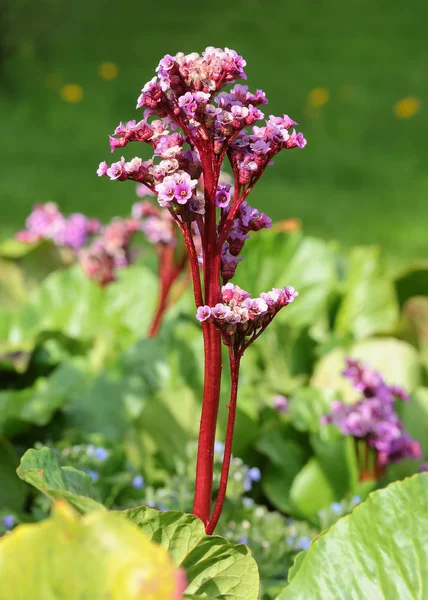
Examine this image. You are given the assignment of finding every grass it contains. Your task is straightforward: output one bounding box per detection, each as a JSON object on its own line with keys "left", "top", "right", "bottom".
{"left": 1, "top": 0, "right": 428, "bottom": 258}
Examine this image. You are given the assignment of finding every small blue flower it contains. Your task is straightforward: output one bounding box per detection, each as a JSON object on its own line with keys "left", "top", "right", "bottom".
{"left": 286, "top": 536, "right": 295, "bottom": 546}
{"left": 2, "top": 515, "right": 14, "bottom": 529}
{"left": 352, "top": 495, "right": 362, "bottom": 505}
{"left": 248, "top": 467, "right": 261, "bottom": 482}
{"left": 214, "top": 441, "right": 225, "bottom": 454}
{"left": 243, "top": 474, "right": 252, "bottom": 492}
{"left": 132, "top": 475, "right": 145, "bottom": 490}
{"left": 94, "top": 447, "right": 108, "bottom": 462}
{"left": 238, "top": 535, "right": 248, "bottom": 545}
{"left": 295, "top": 536, "right": 311, "bottom": 551}
{"left": 85, "top": 469, "right": 99, "bottom": 482}
{"left": 242, "top": 497, "right": 255, "bottom": 508}
{"left": 331, "top": 502, "right": 342, "bottom": 514}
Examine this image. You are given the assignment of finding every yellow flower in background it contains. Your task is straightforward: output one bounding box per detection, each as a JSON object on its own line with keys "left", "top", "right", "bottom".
{"left": 308, "top": 87, "right": 330, "bottom": 108}
{"left": 98, "top": 62, "right": 119, "bottom": 81}
{"left": 394, "top": 96, "right": 421, "bottom": 119}
{"left": 274, "top": 218, "right": 302, "bottom": 233}
{"left": 60, "top": 84, "right": 83, "bottom": 103}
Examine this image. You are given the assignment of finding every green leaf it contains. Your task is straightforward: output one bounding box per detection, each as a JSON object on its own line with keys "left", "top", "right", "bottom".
{"left": 105, "top": 265, "right": 159, "bottom": 338}
{"left": 289, "top": 458, "right": 336, "bottom": 518}
{"left": 0, "top": 438, "right": 26, "bottom": 510}
{"left": 311, "top": 337, "right": 421, "bottom": 402}
{"left": 289, "top": 388, "right": 332, "bottom": 433}
{"left": 402, "top": 387, "right": 428, "bottom": 457}
{"left": 124, "top": 506, "right": 260, "bottom": 599}
{"left": 310, "top": 433, "right": 358, "bottom": 499}
{"left": 335, "top": 246, "right": 399, "bottom": 339}
{"left": 257, "top": 432, "right": 307, "bottom": 513}
{"left": 123, "top": 506, "right": 206, "bottom": 565}
{"left": 0, "top": 501, "right": 183, "bottom": 600}
{"left": 17, "top": 447, "right": 104, "bottom": 513}
{"left": 239, "top": 232, "right": 338, "bottom": 329}
{"left": 0, "top": 363, "right": 86, "bottom": 436}
{"left": 0, "top": 258, "right": 28, "bottom": 309}
{"left": 400, "top": 296, "right": 428, "bottom": 371}
{"left": 277, "top": 474, "right": 428, "bottom": 599}
{"left": 395, "top": 263, "right": 428, "bottom": 307}
{"left": 275, "top": 237, "right": 338, "bottom": 329}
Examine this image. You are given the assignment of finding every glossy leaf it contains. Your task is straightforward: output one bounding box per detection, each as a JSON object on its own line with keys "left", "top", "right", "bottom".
{"left": 277, "top": 474, "right": 428, "bottom": 599}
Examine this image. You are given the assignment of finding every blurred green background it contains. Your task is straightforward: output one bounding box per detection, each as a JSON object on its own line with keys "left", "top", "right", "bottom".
{"left": 1, "top": 0, "right": 427, "bottom": 257}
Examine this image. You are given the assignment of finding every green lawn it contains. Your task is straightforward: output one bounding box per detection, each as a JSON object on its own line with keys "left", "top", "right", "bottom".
{"left": 1, "top": 0, "right": 428, "bottom": 258}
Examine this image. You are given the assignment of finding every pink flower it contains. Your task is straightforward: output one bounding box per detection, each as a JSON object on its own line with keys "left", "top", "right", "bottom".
{"left": 174, "top": 182, "right": 193, "bottom": 204}
{"left": 155, "top": 179, "right": 176, "bottom": 205}
{"left": 215, "top": 184, "right": 232, "bottom": 208}
{"left": 196, "top": 306, "right": 212, "bottom": 322}
{"left": 97, "top": 161, "right": 109, "bottom": 177}
{"left": 211, "top": 303, "right": 231, "bottom": 320}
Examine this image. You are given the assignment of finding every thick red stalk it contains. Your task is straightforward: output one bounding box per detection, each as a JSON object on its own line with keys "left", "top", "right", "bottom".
{"left": 206, "top": 347, "right": 241, "bottom": 534}
{"left": 192, "top": 151, "right": 224, "bottom": 526}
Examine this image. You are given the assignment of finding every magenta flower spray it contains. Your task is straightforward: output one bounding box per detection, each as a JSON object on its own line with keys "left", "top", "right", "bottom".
{"left": 98, "top": 47, "right": 306, "bottom": 532}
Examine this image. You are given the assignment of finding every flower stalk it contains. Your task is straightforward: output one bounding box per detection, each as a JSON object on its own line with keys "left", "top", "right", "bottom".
{"left": 97, "top": 46, "right": 306, "bottom": 532}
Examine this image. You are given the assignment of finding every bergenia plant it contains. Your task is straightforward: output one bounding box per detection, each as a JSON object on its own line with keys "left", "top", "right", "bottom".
{"left": 322, "top": 358, "right": 422, "bottom": 480}
{"left": 97, "top": 46, "right": 306, "bottom": 532}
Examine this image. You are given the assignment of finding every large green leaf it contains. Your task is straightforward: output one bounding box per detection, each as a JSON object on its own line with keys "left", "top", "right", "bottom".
{"left": 277, "top": 474, "right": 428, "bottom": 599}
{"left": 335, "top": 246, "right": 399, "bottom": 339}
{"left": 0, "top": 363, "right": 86, "bottom": 436}
{"left": 239, "top": 231, "right": 338, "bottom": 329}
{"left": 0, "top": 501, "right": 184, "bottom": 600}
{"left": 311, "top": 337, "right": 421, "bottom": 403}
{"left": 17, "top": 447, "right": 104, "bottom": 513}
{"left": 1, "top": 263, "right": 158, "bottom": 358}
{"left": 124, "top": 506, "right": 260, "bottom": 599}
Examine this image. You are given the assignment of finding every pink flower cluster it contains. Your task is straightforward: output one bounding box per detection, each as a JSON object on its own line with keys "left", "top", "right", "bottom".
{"left": 16, "top": 203, "right": 101, "bottom": 251}
{"left": 229, "top": 114, "right": 306, "bottom": 185}
{"left": 98, "top": 47, "right": 305, "bottom": 219}
{"left": 196, "top": 283, "right": 298, "bottom": 354}
{"left": 16, "top": 187, "right": 186, "bottom": 286}
{"left": 322, "top": 359, "right": 422, "bottom": 467}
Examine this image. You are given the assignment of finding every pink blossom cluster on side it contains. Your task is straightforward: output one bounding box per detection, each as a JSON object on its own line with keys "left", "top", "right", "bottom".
{"left": 321, "top": 358, "right": 422, "bottom": 467}
{"left": 16, "top": 203, "right": 101, "bottom": 250}
{"left": 196, "top": 283, "right": 298, "bottom": 354}
{"left": 15, "top": 187, "right": 184, "bottom": 285}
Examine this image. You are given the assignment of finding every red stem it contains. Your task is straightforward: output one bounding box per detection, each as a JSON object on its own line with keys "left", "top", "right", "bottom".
{"left": 206, "top": 347, "right": 241, "bottom": 534}
{"left": 192, "top": 151, "right": 224, "bottom": 526}
{"left": 148, "top": 245, "right": 186, "bottom": 337}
